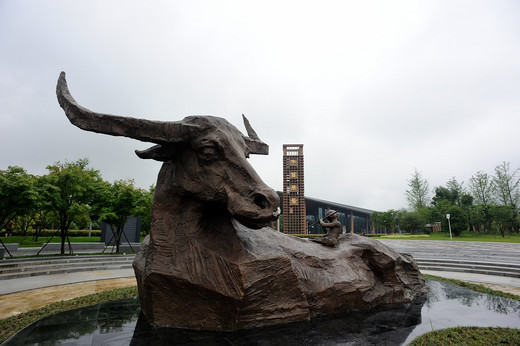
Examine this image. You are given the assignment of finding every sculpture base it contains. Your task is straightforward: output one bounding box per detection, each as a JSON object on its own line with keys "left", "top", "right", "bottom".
{"left": 133, "top": 222, "right": 427, "bottom": 331}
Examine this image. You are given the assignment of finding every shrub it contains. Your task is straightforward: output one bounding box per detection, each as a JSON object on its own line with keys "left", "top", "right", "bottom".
{"left": 12, "top": 229, "right": 102, "bottom": 237}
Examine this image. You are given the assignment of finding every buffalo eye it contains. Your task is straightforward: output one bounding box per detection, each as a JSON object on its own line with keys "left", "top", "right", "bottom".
{"left": 198, "top": 145, "right": 218, "bottom": 161}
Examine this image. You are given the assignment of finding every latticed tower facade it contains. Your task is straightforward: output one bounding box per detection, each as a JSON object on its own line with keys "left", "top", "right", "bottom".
{"left": 282, "top": 144, "right": 306, "bottom": 234}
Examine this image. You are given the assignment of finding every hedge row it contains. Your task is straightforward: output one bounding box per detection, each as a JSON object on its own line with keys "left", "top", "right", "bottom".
{"left": 12, "top": 229, "right": 102, "bottom": 237}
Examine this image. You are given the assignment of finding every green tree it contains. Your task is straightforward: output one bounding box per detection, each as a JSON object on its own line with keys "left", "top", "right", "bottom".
{"left": 431, "top": 177, "right": 473, "bottom": 235}
{"left": 469, "top": 171, "right": 494, "bottom": 205}
{"left": 398, "top": 211, "right": 426, "bottom": 234}
{"left": 370, "top": 211, "right": 384, "bottom": 231}
{"left": 42, "top": 158, "right": 102, "bottom": 254}
{"left": 492, "top": 161, "right": 520, "bottom": 208}
{"left": 381, "top": 209, "right": 398, "bottom": 233}
{"left": 446, "top": 205, "right": 467, "bottom": 236}
{"left": 98, "top": 179, "right": 142, "bottom": 253}
{"left": 371, "top": 210, "right": 399, "bottom": 234}
{"left": 14, "top": 175, "right": 55, "bottom": 242}
{"left": 406, "top": 169, "right": 430, "bottom": 211}
{"left": 418, "top": 206, "right": 436, "bottom": 229}
{"left": 433, "top": 178, "right": 472, "bottom": 208}
{"left": 489, "top": 204, "right": 517, "bottom": 237}
{"left": 134, "top": 185, "right": 154, "bottom": 235}
{"left": 432, "top": 186, "right": 458, "bottom": 206}
{"left": 446, "top": 177, "right": 465, "bottom": 205}
{"left": 467, "top": 204, "right": 492, "bottom": 233}
{"left": 0, "top": 166, "right": 39, "bottom": 230}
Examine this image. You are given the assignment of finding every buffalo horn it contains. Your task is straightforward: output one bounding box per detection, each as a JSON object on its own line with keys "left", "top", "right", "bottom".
{"left": 56, "top": 72, "right": 198, "bottom": 144}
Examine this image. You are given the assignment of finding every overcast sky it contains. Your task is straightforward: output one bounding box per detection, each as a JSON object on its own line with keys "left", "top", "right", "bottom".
{"left": 1, "top": 1, "right": 519, "bottom": 211}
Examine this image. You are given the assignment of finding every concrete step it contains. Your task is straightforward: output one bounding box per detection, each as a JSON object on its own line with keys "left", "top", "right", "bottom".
{"left": 3, "top": 254, "right": 519, "bottom": 281}
{"left": 0, "top": 259, "right": 133, "bottom": 275}
{"left": 0, "top": 255, "right": 135, "bottom": 280}
{"left": 417, "top": 260, "right": 520, "bottom": 271}
{"left": 415, "top": 258, "right": 520, "bottom": 279}
{"left": 415, "top": 258, "right": 519, "bottom": 267}
{"left": 419, "top": 266, "right": 520, "bottom": 279}
{"left": 0, "top": 264, "right": 134, "bottom": 280}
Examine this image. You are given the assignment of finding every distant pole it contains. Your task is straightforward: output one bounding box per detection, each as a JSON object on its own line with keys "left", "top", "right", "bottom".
{"left": 89, "top": 222, "right": 92, "bottom": 237}
{"left": 446, "top": 214, "right": 452, "bottom": 241}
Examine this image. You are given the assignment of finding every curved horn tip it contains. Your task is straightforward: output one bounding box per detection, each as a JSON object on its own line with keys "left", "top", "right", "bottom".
{"left": 56, "top": 71, "right": 70, "bottom": 96}
{"left": 58, "top": 71, "right": 67, "bottom": 85}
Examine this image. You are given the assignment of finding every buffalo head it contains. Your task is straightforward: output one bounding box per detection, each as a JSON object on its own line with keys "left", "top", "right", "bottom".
{"left": 56, "top": 72, "right": 280, "bottom": 228}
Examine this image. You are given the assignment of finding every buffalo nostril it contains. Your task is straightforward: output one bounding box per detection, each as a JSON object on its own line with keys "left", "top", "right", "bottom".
{"left": 253, "top": 194, "right": 269, "bottom": 209}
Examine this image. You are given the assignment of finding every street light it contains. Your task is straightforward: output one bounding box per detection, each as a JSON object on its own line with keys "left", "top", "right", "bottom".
{"left": 446, "top": 214, "right": 452, "bottom": 241}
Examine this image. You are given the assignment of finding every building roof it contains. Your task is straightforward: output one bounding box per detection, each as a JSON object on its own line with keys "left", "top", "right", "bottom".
{"left": 306, "top": 196, "right": 375, "bottom": 215}
{"left": 276, "top": 191, "right": 375, "bottom": 216}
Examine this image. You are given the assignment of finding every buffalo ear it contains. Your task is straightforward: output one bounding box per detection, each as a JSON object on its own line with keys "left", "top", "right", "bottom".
{"left": 135, "top": 144, "right": 177, "bottom": 161}
{"left": 242, "top": 114, "right": 269, "bottom": 155}
{"left": 242, "top": 114, "right": 260, "bottom": 140}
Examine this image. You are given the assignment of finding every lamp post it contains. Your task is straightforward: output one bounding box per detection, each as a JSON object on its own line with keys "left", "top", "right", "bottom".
{"left": 446, "top": 214, "right": 452, "bottom": 241}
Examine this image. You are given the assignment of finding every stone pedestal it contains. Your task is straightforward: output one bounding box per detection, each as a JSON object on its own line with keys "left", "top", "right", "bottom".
{"left": 133, "top": 222, "right": 427, "bottom": 331}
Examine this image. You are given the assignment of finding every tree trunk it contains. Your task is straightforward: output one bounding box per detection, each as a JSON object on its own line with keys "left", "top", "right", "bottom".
{"left": 116, "top": 225, "right": 123, "bottom": 253}
{"left": 60, "top": 227, "right": 66, "bottom": 254}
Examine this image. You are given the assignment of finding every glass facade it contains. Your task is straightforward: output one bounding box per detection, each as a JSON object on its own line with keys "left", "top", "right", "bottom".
{"left": 277, "top": 193, "right": 374, "bottom": 235}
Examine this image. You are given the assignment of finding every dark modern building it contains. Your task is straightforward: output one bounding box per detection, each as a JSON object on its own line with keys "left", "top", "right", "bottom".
{"left": 276, "top": 192, "right": 375, "bottom": 235}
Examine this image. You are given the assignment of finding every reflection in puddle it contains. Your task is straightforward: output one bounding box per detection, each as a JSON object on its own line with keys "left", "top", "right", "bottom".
{"left": 4, "top": 279, "right": 520, "bottom": 345}
{"left": 404, "top": 279, "right": 520, "bottom": 345}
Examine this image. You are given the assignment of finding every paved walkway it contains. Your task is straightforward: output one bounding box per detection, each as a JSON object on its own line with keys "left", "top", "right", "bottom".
{"left": 378, "top": 239, "right": 520, "bottom": 264}
{"left": 378, "top": 238, "right": 520, "bottom": 295}
{"left": 0, "top": 277, "right": 137, "bottom": 319}
{"left": 0, "top": 269, "right": 135, "bottom": 295}
{"left": 1, "top": 239, "right": 519, "bottom": 319}
{"left": 0, "top": 269, "right": 137, "bottom": 319}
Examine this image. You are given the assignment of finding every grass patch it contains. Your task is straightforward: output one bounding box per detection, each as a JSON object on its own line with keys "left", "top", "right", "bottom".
{"left": 410, "top": 326, "right": 520, "bottom": 345}
{"left": 0, "top": 286, "right": 138, "bottom": 344}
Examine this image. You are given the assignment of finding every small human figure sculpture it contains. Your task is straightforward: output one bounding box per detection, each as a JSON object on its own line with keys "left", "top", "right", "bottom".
{"left": 313, "top": 209, "right": 342, "bottom": 247}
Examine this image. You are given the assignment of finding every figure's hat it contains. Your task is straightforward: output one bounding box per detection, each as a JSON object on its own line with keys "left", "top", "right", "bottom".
{"left": 326, "top": 209, "right": 337, "bottom": 219}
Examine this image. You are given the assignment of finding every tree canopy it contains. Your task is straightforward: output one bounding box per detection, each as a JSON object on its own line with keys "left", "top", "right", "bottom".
{"left": 41, "top": 159, "right": 103, "bottom": 254}
{"left": 0, "top": 166, "right": 39, "bottom": 229}
{"left": 97, "top": 179, "right": 149, "bottom": 253}
{"left": 1, "top": 158, "right": 154, "bottom": 254}
{"left": 378, "top": 162, "right": 520, "bottom": 237}
{"left": 405, "top": 168, "right": 430, "bottom": 212}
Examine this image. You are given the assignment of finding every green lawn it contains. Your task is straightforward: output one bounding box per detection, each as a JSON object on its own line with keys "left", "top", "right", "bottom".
{"left": 379, "top": 231, "right": 520, "bottom": 243}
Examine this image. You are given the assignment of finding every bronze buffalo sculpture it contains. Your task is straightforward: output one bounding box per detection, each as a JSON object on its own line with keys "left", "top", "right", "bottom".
{"left": 57, "top": 72, "right": 427, "bottom": 331}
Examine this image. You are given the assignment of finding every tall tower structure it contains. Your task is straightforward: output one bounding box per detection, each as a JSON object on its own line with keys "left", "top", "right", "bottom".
{"left": 282, "top": 144, "right": 306, "bottom": 234}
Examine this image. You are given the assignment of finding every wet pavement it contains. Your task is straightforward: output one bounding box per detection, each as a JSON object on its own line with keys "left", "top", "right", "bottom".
{"left": 3, "top": 279, "right": 520, "bottom": 346}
